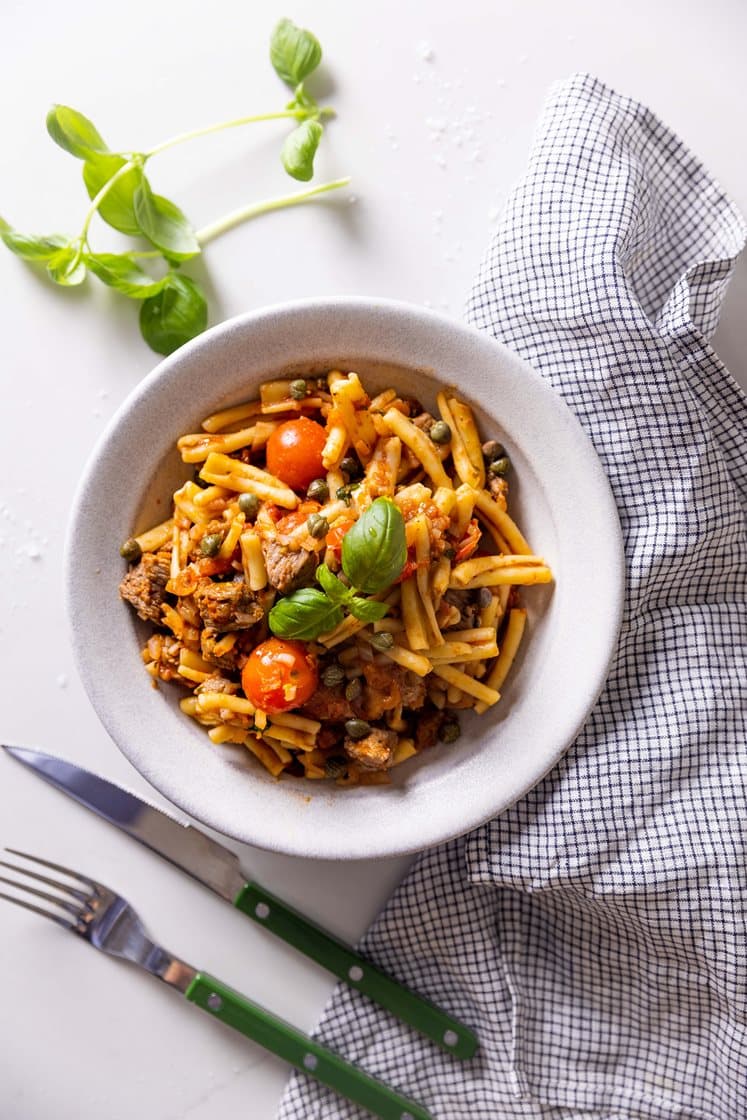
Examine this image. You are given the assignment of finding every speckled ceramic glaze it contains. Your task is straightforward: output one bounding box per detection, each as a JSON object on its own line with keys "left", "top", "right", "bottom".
{"left": 65, "top": 298, "right": 624, "bottom": 860}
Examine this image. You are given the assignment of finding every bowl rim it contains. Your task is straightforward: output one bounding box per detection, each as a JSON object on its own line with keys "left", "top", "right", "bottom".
{"left": 65, "top": 295, "right": 625, "bottom": 859}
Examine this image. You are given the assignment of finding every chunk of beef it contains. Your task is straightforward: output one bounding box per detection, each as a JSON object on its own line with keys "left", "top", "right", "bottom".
{"left": 411, "top": 411, "right": 436, "bottom": 434}
{"left": 398, "top": 670, "right": 426, "bottom": 710}
{"left": 360, "top": 663, "right": 426, "bottom": 720}
{"left": 120, "top": 551, "right": 171, "bottom": 623}
{"left": 415, "top": 705, "right": 443, "bottom": 750}
{"left": 361, "top": 662, "right": 401, "bottom": 719}
{"left": 344, "top": 727, "right": 397, "bottom": 771}
{"left": 261, "top": 540, "right": 316, "bottom": 594}
{"left": 200, "top": 628, "right": 241, "bottom": 672}
{"left": 300, "top": 683, "right": 356, "bottom": 722}
{"left": 193, "top": 578, "right": 263, "bottom": 631}
{"left": 487, "top": 475, "right": 509, "bottom": 509}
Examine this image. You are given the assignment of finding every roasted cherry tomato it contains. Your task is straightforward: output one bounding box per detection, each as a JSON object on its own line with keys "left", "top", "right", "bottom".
{"left": 241, "top": 638, "right": 318, "bottom": 714}
{"left": 453, "top": 518, "right": 481, "bottom": 563}
{"left": 325, "top": 516, "right": 356, "bottom": 554}
{"left": 266, "top": 418, "right": 327, "bottom": 492}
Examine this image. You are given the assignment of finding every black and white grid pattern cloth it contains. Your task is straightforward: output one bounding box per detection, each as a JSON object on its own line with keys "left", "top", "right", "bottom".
{"left": 278, "top": 74, "right": 747, "bottom": 1119}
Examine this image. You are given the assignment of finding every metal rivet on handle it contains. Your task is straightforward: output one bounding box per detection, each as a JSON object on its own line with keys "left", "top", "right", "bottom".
{"left": 207, "top": 993, "right": 223, "bottom": 1011}
{"left": 348, "top": 965, "right": 364, "bottom": 982}
{"left": 443, "top": 1029, "right": 458, "bottom": 1047}
{"left": 255, "top": 902, "right": 270, "bottom": 919}
{"left": 303, "top": 1053, "right": 318, "bottom": 1071}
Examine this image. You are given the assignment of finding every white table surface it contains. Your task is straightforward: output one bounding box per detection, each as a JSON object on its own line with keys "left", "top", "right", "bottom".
{"left": 2, "top": 2, "right": 746, "bottom": 1116}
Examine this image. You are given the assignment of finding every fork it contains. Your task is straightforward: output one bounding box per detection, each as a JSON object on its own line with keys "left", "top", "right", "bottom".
{"left": 0, "top": 849, "right": 432, "bottom": 1120}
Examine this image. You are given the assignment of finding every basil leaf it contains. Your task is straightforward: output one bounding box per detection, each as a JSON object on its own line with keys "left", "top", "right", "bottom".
{"left": 281, "top": 120, "right": 323, "bottom": 182}
{"left": 46, "top": 247, "right": 86, "bottom": 286}
{"left": 87, "top": 253, "right": 169, "bottom": 299}
{"left": 46, "top": 105, "right": 108, "bottom": 160}
{"left": 347, "top": 597, "right": 390, "bottom": 623}
{"left": 0, "top": 219, "right": 68, "bottom": 262}
{"left": 341, "top": 498, "right": 407, "bottom": 594}
{"left": 83, "top": 155, "right": 144, "bottom": 235}
{"left": 269, "top": 588, "right": 343, "bottom": 641}
{"left": 133, "top": 180, "right": 200, "bottom": 260}
{"left": 139, "top": 274, "right": 207, "bottom": 354}
{"left": 270, "top": 18, "right": 322, "bottom": 87}
{"left": 316, "top": 564, "right": 354, "bottom": 605}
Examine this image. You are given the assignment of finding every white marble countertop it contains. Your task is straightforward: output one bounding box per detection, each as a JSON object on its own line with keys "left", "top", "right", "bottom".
{"left": 2, "top": 1, "right": 746, "bottom": 1116}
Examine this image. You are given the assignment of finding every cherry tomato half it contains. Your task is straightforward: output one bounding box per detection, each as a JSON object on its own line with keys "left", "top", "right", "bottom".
{"left": 266, "top": 418, "right": 327, "bottom": 492}
{"left": 241, "top": 638, "right": 318, "bottom": 714}
{"left": 325, "top": 516, "right": 356, "bottom": 554}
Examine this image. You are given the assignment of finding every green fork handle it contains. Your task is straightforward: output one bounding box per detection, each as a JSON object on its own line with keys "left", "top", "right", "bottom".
{"left": 235, "top": 881, "right": 478, "bottom": 1060}
{"left": 186, "top": 972, "right": 432, "bottom": 1120}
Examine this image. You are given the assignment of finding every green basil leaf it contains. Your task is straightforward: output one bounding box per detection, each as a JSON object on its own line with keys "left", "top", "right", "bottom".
{"left": 133, "top": 180, "right": 200, "bottom": 260}
{"left": 0, "top": 219, "right": 68, "bottom": 262}
{"left": 281, "top": 120, "right": 323, "bottom": 182}
{"left": 270, "top": 18, "right": 322, "bottom": 87}
{"left": 347, "top": 597, "right": 390, "bottom": 623}
{"left": 46, "top": 105, "right": 108, "bottom": 160}
{"left": 87, "top": 253, "right": 169, "bottom": 299}
{"left": 83, "top": 155, "right": 144, "bottom": 236}
{"left": 316, "top": 564, "right": 354, "bottom": 605}
{"left": 269, "top": 588, "right": 343, "bottom": 641}
{"left": 46, "top": 247, "right": 87, "bottom": 286}
{"left": 341, "top": 498, "right": 407, "bottom": 594}
{"left": 139, "top": 274, "right": 207, "bottom": 354}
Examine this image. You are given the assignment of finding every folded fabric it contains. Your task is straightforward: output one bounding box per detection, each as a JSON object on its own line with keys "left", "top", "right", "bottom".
{"left": 278, "top": 73, "right": 747, "bottom": 1120}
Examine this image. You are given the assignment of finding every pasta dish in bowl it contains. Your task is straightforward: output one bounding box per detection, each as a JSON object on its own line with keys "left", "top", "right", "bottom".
{"left": 118, "top": 370, "right": 553, "bottom": 786}
{"left": 65, "top": 297, "right": 623, "bottom": 859}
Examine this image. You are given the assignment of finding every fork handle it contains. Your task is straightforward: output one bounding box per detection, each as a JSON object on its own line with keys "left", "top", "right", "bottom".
{"left": 186, "top": 972, "right": 432, "bottom": 1120}
{"left": 234, "top": 882, "right": 478, "bottom": 1059}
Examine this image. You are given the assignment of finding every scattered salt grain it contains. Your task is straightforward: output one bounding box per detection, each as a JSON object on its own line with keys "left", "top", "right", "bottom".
{"left": 56, "top": 674, "right": 68, "bottom": 689}
{"left": 26, "top": 544, "right": 42, "bottom": 560}
{"left": 416, "top": 41, "right": 434, "bottom": 61}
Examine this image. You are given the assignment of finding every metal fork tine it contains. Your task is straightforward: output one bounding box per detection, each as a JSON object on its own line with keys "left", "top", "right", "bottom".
{"left": 4, "top": 848, "right": 101, "bottom": 896}
{"left": 0, "top": 889, "right": 74, "bottom": 929}
{"left": 0, "top": 872, "right": 85, "bottom": 918}
{"left": 0, "top": 859, "right": 91, "bottom": 903}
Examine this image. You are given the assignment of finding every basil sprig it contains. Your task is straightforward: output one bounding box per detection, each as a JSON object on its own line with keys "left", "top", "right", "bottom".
{"left": 0, "top": 19, "right": 350, "bottom": 355}
{"left": 268, "top": 498, "right": 406, "bottom": 641}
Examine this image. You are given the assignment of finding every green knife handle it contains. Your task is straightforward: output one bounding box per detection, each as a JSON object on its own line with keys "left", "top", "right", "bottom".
{"left": 234, "top": 882, "right": 478, "bottom": 1060}
{"left": 186, "top": 972, "right": 432, "bottom": 1120}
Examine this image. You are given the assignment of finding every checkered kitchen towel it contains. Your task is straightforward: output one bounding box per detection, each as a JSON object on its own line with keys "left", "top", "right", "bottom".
{"left": 279, "top": 75, "right": 747, "bottom": 1119}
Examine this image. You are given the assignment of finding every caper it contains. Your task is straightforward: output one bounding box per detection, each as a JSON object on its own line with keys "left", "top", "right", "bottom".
{"left": 306, "top": 477, "right": 329, "bottom": 502}
{"left": 482, "top": 439, "right": 504, "bottom": 462}
{"left": 238, "top": 492, "right": 260, "bottom": 518}
{"left": 336, "top": 483, "right": 359, "bottom": 505}
{"left": 289, "top": 378, "right": 308, "bottom": 400}
{"left": 489, "top": 456, "right": 511, "bottom": 477}
{"left": 322, "top": 663, "right": 346, "bottom": 688}
{"left": 439, "top": 716, "right": 461, "bottom": 744}
{"left": 430, "top": 420, "right": 452, "bottom": 445}
{"left": 477, "top": 587, "right": 493, "bottom": 608}
{"left": 345, "top": 678, "right": 363, "bottom": 702}
{"left": 369, "top": 631, "right": 394, "bottom": 651}
{"left": 443, "top": 547, "right": 457, "bottom": 561}
{"left": 324, "top": 755, "right": 348, "bottom": 779}
{"left": 345, "top": 717, "right": 371, "bottom": 740}
{"left": 340, "top": 455, "right": 361, "bottom": 478}
{"left": 307, "top": 513, "right": 330, "bottom": 539}
{"left": 120, "top": 537, "right": 142, "bottom": 564}
{"left": 200, "top": 533, "right": 223, "bottom": 557}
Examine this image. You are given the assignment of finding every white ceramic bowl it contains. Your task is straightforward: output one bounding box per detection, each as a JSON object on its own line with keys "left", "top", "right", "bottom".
{"left": 65, "top": 297, "right": 624, "bottom": 860}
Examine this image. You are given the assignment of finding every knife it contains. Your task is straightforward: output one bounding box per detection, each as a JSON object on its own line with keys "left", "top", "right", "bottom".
{"left": 2, "top": 743, "right": 478, "bottom": 1060}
